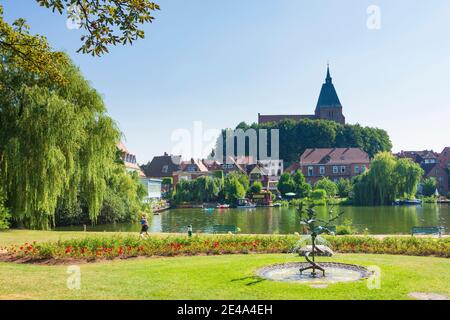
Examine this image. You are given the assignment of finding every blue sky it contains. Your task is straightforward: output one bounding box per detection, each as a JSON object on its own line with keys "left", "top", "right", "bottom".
{"left": 3, "top": 0, "right": 450, "bottom": 163}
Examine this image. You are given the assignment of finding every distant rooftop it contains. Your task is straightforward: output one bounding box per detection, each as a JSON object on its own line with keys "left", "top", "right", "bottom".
{"left": 300, "top": 148, "right": 370, "bottom": 165}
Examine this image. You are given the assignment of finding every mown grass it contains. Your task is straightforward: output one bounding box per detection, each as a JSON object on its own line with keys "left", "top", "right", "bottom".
{"left": 0, "top": 253, "right": 449, "bottom": 300}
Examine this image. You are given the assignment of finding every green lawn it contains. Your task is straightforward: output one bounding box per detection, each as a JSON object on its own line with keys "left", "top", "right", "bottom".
{"left": 1, "top": 230, "right": 449, "bottom": 300}
{"left": 0, "top": 253, "right": 449, "bottom": 300}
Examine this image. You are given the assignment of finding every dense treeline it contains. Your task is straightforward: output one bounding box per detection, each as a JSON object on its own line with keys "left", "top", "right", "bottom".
{"left": 173, "top": 173, "right": 254, "bottom": 204}
{"left": 0, "top": 51, "right": 147, "bottom": 229}
{"left": 216, "top": 119, "right": 392, "bottom": 165}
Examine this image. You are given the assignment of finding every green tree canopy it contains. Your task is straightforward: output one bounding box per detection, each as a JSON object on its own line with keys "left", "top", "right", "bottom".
{"left": 292, "top": 171, "right": 311, "bottom": 198}
{"left": 422, "top": 177, "right": 438, "bottom": 197}
{"left": 194, "top": 176, "right": 221, "bottom": 203}
{"left": 1, "top": 1, "right": 160, "bottom": 83}
{"left": 314, "top": 178, "right": 338, "bottom": 198}
{"left": 224, "top": 175, "right": 246, "bottom": 204}
{"left": 217, "top": 119, "right": 392, "bottom": 166}
{"left": 277, "top": 173, "right": 296, "bottom": 196}
{"left": 0, "top": 188, "right": 11, "bottom": 230}
{"left": 0, "top": 52, "right": 120, "bottom": 229}
{"left": 353, "top": 152, "right": 424, "bottom": 205}
{"left": 336, "top": 178, "right": 353, "bottom": 198}
{"left": 311, "top": 189, "right": 327, "bottom": 200}
{"left": 249, "top": 181, "right": 263, "bottom": 194}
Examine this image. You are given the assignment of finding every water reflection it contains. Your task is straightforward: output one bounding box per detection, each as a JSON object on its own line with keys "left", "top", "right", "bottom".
{"left": 56, "top": 204, "right": 450, "bottom": 235}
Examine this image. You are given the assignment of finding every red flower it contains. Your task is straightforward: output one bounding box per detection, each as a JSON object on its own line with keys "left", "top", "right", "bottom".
{"left": 65, "top": 247, "right": 72, "bottom": 254}
{"left": 214, "top": 242, "right": 219, "bottom": 248}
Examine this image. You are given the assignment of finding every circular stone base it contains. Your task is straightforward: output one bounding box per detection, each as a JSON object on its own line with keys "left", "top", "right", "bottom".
{"left": 408, "top": 292, "right": 448, "bottom": 301}
{"left": 257, "top": 262, "right": 371, "bottom": 284}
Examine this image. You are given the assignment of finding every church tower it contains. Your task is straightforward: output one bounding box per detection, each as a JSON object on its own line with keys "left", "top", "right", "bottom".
{"left": 314, "top": 65, "right": 346, "bottom": 124}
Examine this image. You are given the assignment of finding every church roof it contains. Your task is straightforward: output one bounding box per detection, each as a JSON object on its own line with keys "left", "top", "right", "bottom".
{"left": 315, "top": 66, "right": 342, "bottom": 110}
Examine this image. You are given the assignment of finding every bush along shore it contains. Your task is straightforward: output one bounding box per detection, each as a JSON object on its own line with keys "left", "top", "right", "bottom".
{"left": 1, "top": 235, "right": 449, "bottom": 263}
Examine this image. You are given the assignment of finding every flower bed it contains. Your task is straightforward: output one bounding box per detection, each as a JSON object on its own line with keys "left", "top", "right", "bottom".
{"left": 1, "top": 235, "right": 449, "bottom": 262}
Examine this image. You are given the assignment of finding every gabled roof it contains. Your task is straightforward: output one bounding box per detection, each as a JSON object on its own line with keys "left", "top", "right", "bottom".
{"left": 396, "top": 150, "right": 439, "bottom": 163}
{"left": 225, "top": 157, "right": 246, "bottom": 173}
{"left": 421, "top": 163, "right": 445, "bottom": 176}
{"left": 202, "top": 159, "right": 221, "bottom": 170}
{"left": 300, "top": 148, "right": 370, "bottom": 165}
{"left": 315, "top": 66, "right": 342, "bottom": 110}
{"left": 142, "top": 153, "right": 182, "bottom": 178}
{"left": 180, "top": 159, "right": 209, "bottom": 172}
{"left": 246, "top": 162, "right": 271, "bottom": 176}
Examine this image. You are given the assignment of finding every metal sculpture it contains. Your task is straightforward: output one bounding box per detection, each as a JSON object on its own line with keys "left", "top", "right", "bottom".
{"left": 298, "top": 203, "right": 344, "bottom": 278}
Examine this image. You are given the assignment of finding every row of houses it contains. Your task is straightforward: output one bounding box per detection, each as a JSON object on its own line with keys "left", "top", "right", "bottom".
{"left": 396, "top": 148, "right": 450, "bottom": 195}
{"left": 141, "top": 153, "right": 284, "bottom": 193}
{"left": 119, "top": 141, "right": 450, "bottom": 199}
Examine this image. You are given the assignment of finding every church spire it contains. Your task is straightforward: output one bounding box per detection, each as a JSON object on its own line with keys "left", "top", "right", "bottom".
{"left": 326, "top": 63, "right": 332, "bottom": 83}
{"left": 316, "top": 64, "right": 342, "bottom": 110}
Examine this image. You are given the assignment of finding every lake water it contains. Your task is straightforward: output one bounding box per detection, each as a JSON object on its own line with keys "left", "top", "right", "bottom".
{"left": 56, "top": 204, "right": 450, "bottom": 235}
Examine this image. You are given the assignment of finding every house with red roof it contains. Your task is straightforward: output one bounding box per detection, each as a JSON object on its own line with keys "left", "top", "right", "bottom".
{"left": 173, "top": 158, "right": 210, "bottom": 184}
{"left": 117, "top": 142, "right": 146, "bottom": 178}
{"left": 298, "top": 148, "right": 370, "bottom": 184}
{"left": 397, "top": 148, "right": 449, "bottom": 195}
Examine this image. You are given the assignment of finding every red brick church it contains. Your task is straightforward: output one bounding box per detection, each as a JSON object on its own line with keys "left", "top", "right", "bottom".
{"left": 258, "top": 65, "right": 346, "bottom": 125}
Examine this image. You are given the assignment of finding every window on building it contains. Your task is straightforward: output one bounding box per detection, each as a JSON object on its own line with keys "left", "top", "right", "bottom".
{"left": 354, "top": 165, "right": 360, "bottom": 174}
{"left": 340, "top": 166, "right": 346, "bottom": 173}
{"left": 162, "top": 165, "right": 169, "bottom": 173}
{"left": 361, "top": 165, "right": 367, "bottom": 172}
{"left": 319, "top": 166, "right": 325, "bottom": 175}
{"left": 333, "top": 166, "right": 338, "bottom": 174}
{"left": 308, "top": 167, "right": 314, "bottom": 177}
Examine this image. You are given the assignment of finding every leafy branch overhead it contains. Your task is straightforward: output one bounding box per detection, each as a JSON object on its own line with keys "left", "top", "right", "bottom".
{"left": 36, "top": 0, "right": 160, "bottom": 56}
{"left": 0, "top": 6, "right": 69, "bottom": 84}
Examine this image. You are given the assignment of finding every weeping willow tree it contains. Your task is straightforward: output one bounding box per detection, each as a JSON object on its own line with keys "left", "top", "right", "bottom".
{"left": 353, "top": 152, "right": 423, "bottom": 206}
{"left": 0, "top": 51, "right": 120, "bottom": 229}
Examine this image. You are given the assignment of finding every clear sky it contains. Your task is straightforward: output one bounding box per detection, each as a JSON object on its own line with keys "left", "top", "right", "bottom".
{"left": 3, "top": 0, "right": 450, "bottom": 163}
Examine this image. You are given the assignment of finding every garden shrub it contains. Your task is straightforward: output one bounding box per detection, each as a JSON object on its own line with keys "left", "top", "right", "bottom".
{"left": 0, "top": 189, "right": 10, "bottom": 230}
{"left": 314, "top": 178, "right": 338, "bottom": 198}
{"left": 3, "top": 235, "right": 449, "bottom": 261}
{"left": 311, "top": 189, "right": 327, "bottom": 200}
